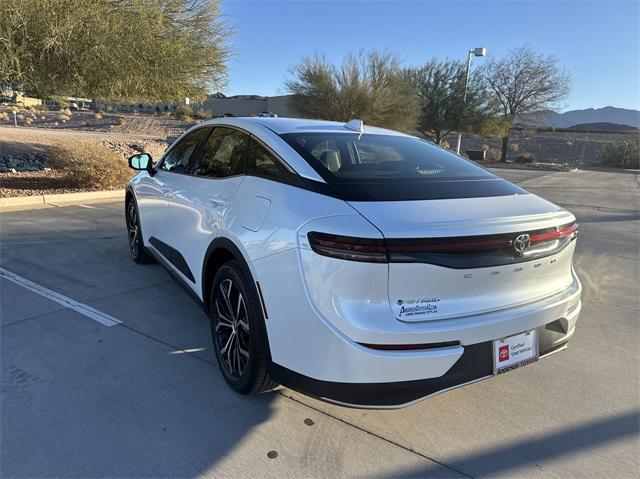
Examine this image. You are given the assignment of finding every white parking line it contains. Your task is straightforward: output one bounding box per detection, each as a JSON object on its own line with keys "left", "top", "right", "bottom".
{"left": 0, "top": 267, "right": 121, "bottom": 327}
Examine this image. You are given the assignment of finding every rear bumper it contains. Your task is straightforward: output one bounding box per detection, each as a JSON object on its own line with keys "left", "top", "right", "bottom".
{"left": 271, "top": 318, "right": 577, "bottom": 409}
{"left": 256, "top": 248, "right": 581, "bottom": 401}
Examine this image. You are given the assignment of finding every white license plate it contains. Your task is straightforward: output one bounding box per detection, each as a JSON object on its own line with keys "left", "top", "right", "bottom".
{"left": 493, "top": 330, "right": 538, "bottom": 374}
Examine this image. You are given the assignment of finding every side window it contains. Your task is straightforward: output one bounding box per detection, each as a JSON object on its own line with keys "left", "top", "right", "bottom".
{"left": 192, "top": 127, "right": 248, "bottom": 178}
{"left": 246, "top": 138, "right": 297, "bottom": 183}
{"left": 161, "top": 128, "right": 210, "bottom": 173}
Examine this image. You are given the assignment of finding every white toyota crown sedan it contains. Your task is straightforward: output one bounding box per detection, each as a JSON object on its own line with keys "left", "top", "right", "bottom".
{"left": 125, "top": 117, "right": 581, "bottom": 408}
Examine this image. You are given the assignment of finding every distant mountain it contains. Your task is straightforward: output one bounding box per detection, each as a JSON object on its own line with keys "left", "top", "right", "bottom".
{"left": 565, "top": 122, "right": 639, "bottom": 132}
{"left": 517, "top": 107, "right": 640, "bottom": 129}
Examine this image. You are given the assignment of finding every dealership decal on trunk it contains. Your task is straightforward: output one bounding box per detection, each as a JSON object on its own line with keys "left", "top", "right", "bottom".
{"left": 396, "top": 297, "right": 441, "bottom": 318}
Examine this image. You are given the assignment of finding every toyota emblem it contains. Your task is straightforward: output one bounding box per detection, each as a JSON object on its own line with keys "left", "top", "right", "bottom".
{"left": 513, "top": 234, "right": 531, "bottom": 254}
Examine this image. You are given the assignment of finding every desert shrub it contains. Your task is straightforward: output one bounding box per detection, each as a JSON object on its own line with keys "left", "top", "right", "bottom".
{"left": 16, "top": 113, "right": 25, "bottom": 121}
{"left": 598, "top": 141, "right": 639, "bottom": 169}
{"left": 94, "top": 113, "right": 103, "bottom": 120}
{"left": 481, "top": 144, "right": 490, "bottom": 152}
{"left": 176, "top": 105, "right": 193, "bottom": 120}
{"left": 0, "top": 112, "right": 9, "bottom": 122}
{"left": 24, "top": 117, "right": 33, "bottom": 126}
{"left": 48, "top": 141, "right": 132, "bottom": 189}
{"left": 59, "top": 107, "right": 72, "bottom": 116}
{"left": 194, "top": 108, "right": 212, "bottom": 120}
{"left": 516, "top": 152, "right": 536, "bottom": 163}
{"left": 440, "top": 140, "right": 450, "bottom": 149}
{"left": 104, "top": 105, "right": 114, "bottom": 113}
{"left": 57, "top": 113, "right": 71, "bottom": 122}
{"left": 115, "top": 116, "right": 127, "bottom": 125}
{"left": 487, "top": 148, "right": 502, "bottom": 161}
{"left": 509, "top": 143, "right": 520, "bottom": 153}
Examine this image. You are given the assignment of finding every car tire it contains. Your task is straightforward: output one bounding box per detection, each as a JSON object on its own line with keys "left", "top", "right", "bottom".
{"left": 209, "top": 261, "right": 276, "bottom": 395}
{"left": 125, "top": 198, "right": 154, "bottom": 264}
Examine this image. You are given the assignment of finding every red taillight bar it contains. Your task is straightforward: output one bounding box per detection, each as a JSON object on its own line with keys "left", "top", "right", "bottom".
{"left": 307, "top": 232, "right": 388, "bottom": 263}
{"left": 308, "top": 222, "right": 578, "bottom": 263}
{"left": 530, "top": 223, "right": 579, "bottom": 242}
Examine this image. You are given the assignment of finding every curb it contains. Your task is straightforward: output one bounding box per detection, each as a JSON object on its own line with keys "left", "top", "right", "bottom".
{"left": 0, "top": 189, "right": 124, "bottom": 209}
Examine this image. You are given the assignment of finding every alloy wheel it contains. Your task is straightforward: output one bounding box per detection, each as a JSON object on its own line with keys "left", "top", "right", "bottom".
{"left": 126, "top": 202, "right": 140, "bottom": 259}
{"left": 214, "top": 278, "right": 251, "bottom": 377}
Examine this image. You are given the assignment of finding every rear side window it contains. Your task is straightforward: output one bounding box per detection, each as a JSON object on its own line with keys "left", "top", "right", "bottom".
{"left": 192, "top": 127, "right": 248, "bottom": 178}
{"left": 161, "top": 128, "right": 210, "bottom": 173}
{"left": 246, "top": 138, "right": 298, "bottom": 183}
{"left": 280, "top": 132, "right": 523, "bottom": 201}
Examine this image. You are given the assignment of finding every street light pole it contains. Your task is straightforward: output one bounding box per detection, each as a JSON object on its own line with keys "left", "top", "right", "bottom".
{"left": 456, "top": 47, "right": 486, "bottom": 154}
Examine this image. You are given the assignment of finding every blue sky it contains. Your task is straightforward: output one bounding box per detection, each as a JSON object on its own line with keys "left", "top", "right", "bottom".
{"left": 221, "top": 0, "right": 639, "bottom": 112}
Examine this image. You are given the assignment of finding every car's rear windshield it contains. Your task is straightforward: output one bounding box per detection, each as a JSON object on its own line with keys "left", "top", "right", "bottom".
{"left": 280, "top": 132, "right": 524, "bottom": 201}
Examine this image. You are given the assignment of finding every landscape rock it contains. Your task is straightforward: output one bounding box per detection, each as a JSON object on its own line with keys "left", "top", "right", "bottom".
{"left": 0, "top": 152, "right": 48, "bottom": 172}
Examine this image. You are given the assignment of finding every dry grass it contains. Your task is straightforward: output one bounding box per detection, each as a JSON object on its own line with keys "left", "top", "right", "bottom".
{"left": 47, "top": 141, "right": 133, "bottom": 190}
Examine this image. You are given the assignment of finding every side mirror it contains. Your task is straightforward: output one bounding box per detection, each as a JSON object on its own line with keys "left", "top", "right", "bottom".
{"left": 128, "top": 153, "right": 153, "bottom": 173}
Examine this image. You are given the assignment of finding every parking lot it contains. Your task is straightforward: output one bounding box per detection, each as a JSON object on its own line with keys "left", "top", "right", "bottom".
{"left": 1, "top": 168, "right": 639, "bottom": 478}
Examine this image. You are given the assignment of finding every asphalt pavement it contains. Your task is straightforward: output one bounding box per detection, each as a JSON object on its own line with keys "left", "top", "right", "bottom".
{"left": 1, "top": 168, "right": 638, "bottom": 478}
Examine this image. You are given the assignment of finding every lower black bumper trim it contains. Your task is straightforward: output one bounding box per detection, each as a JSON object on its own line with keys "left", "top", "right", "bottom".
{"left": 271, "top": 335, "right": 570, "bottom": 408}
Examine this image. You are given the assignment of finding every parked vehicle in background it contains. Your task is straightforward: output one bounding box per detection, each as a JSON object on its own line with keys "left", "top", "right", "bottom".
{"left": 125, "top": 117, "right": 582, "bottom": 408}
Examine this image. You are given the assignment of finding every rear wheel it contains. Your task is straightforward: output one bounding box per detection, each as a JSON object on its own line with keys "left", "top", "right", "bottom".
{"left": 125, "top": 198, "right": 153, "bottom": 264}
{"left": 209, "top": 261, "right": 275, "bottom": 394}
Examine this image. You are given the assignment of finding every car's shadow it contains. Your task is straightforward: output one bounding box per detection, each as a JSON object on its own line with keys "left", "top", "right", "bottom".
{"left": 1, "top": 203, "right": 281, "bottom": 477}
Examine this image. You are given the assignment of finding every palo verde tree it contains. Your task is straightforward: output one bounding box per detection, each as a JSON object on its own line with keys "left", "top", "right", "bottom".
{"left": 480, "top": 46, "right": 570, "bottom": 161}
{"left": 286, "top": 50, "right": 417, "bottom": 131}
{"left": 0, "top": 0, "right": 232, "bottom": 102}
{"left": 405, "top": 59, "right": 490, "bottom": 145}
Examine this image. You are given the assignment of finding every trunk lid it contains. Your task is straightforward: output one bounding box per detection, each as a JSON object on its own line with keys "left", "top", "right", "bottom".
{"left": 348, "top": 194, "right": 578, "bottom": 321}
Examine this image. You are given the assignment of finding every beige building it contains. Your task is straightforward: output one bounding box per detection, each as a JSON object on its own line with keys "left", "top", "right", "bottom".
{"left": 194, "top": 95, "right": 299, "bottom": 118}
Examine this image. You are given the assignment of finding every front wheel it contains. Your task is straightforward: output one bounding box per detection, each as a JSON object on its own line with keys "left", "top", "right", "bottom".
{"left": 209, "top": 261, "right": 276, "bottom": 395}
{"left": 125, "top": 198, "right": 153, "bottom": 264}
